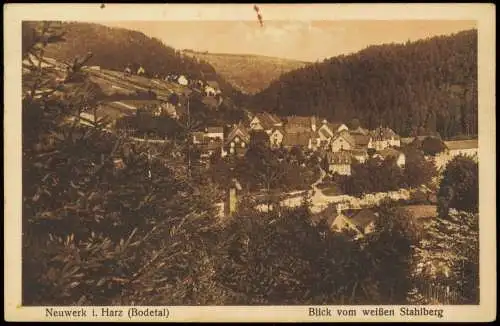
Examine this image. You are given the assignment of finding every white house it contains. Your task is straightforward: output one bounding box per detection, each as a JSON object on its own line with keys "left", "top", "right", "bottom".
{"left": 330, "top": 131, "right": 356, "bottom": 152}
{"left": 225, "top": 123, "right": 250, "bottom": 156}
{"left": 177, "top": 75, "right": 189, "bottom": 86}
{"left": 137, "top": 66, "right": 146, "bottom": 75}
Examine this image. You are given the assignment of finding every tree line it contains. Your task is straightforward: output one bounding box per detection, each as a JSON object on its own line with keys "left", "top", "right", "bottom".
{"left": 250, "top": 29, "right": 478, "bottom": 139}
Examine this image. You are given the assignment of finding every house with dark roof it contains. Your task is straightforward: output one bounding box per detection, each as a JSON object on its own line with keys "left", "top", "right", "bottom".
{"left": 325, "top": 150, "right": 352, "bottom": 175}
{"left": 401, "top": 137, "right": 416, "bottom": 147}
{"left": 249, "top": 112, "right": 283, "bottom": 132}
{"left": 281, "top": 130, "right": 313, "bottom": 149}
{"left": 350, "top": 133, "right": 373, "bottom": 149}
{"left": 349, "top": 208, "right": 379, "bottom": 235}
{"left": 286, "top": 116, "right": 318, "bottom": 132}
{"left": 318, "top": 205, "right": 362, "bottom": 236}
{"left": 225, "top": 123, "right": 251, "bottom": 157}
{"left": 369, "top": 126, "right": 401, "bottom": 150}
{"left": 316, "top": 119, "right": 349, "bottom": 136}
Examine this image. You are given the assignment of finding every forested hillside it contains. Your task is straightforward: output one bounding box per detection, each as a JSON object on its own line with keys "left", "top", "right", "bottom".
{"left": 182, "top": 50, "right": 308, "bottom": 94}
{"left": 251, "top": 30, "right": 478, "bottom": 139}
{"left": 23, "top": 21, "right": 243, "bottom": 99}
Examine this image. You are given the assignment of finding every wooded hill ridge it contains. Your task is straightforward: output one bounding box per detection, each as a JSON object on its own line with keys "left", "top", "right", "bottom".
{"left": 25, "top": 21, "right": 243, "bottom": 99}
{"left": 181, "top": 50, "right": 309, "bottom": 94}
{"left": 250, "top": 29, "right": 478, "bottom": 139}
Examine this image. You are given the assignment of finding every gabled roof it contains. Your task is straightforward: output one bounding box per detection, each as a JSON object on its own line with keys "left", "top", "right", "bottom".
{"left": 225, "top": 123, "right": 250, "bottom": 145}
{"left": 349, "top": 209, "right": 378, "bottom": 229}
{"left": 266, "top": 112, "right": 282, "bottom": 125}
{"left": 326, "top": 213, "right": 361, "bottom": 234}
{"left": 318, "top": 128, "right": 332, "bottom": 139}
{"left": 401, "top": 137, "right": 415, "bottom": 145}
{"left": 349, "top": 126, "right": 369, "bottom": 135}
{"left": 444, "top": 139, "right": 478, "bottom": 151}
{"left": 350, "top": 134, "right": 371, "bottom": 148}
{"left": 332, "top": 130, "right": 356, "bottom": 148}
{"left": 270, "top": 126, "right": 285, "bottom": 135}
{"left": 325, "top": 150, "right": 352, "bottom": 164}
{"left": 254, "top": 112, "right": 282, "bottom": 130}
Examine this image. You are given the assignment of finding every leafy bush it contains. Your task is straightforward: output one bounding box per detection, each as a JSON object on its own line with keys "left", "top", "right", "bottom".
{"left": 438, "top": 154, "right": 478, "bottom": 216}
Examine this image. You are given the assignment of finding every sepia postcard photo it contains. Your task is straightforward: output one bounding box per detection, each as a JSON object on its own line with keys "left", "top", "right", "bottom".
{"left": 4, "top": 3, "right": 496, "bottom": 322}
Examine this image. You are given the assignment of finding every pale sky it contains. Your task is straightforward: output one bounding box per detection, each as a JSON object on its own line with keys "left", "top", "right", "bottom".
{"left": 101, "top": 20, "right": 476, "bottom": 62}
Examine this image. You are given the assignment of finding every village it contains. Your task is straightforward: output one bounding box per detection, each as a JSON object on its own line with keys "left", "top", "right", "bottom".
{"left": 61, "top": 61, "right": 479, "bottom": 241}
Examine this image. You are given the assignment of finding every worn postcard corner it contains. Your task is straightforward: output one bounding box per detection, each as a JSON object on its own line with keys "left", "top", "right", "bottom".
{"left": 4, "top": 3, "right": 496, "bottom": 323}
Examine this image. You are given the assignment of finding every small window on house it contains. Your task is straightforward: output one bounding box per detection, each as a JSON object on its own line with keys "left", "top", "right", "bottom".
{"left": 241, "top": 142, "right": 246, "bottom": 148}
{"left": 235, "top": 137, "right": 240, "bottom": 143}
{"left": 230, "top": 148, "right": 235, "bottom": 154}
{"left": 231, "top": 142, "right": 235, "bottom": 148}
